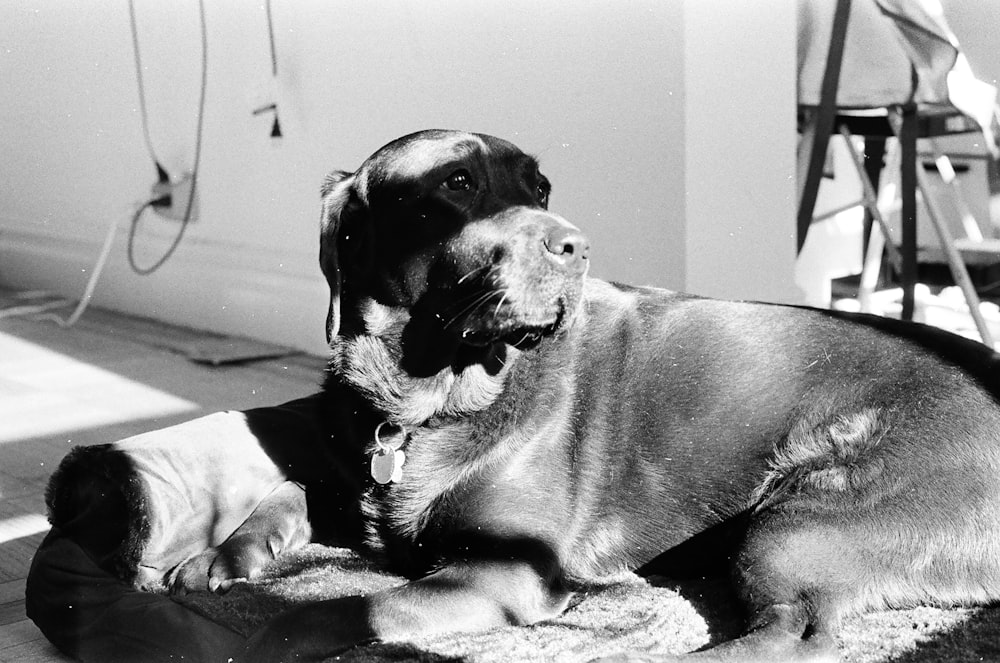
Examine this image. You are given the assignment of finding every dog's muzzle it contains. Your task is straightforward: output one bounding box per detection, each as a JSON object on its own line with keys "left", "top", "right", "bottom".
{"left": 450, "top": 218, "right": 589, "bottom": 350}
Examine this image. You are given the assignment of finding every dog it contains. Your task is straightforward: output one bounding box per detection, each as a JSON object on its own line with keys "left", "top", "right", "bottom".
{"left": 171, "top": 130, "right": 1000, "bottom": 662}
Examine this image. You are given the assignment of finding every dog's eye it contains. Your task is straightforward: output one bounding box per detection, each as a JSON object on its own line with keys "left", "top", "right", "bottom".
{"left": 537, "top": 183, "right": 550, "bottom": 207}
{"left": 444, "top": 170, "right": 475, "bottom": 192}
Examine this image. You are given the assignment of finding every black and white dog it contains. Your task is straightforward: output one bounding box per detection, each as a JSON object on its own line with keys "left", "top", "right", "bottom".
{"left": 39, "top": 130, "right": 1000, "bottom": 663}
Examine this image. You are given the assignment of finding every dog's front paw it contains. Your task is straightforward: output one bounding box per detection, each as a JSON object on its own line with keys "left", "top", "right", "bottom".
{"left": 169, "top": 532, "right": 282, "bottom": 594}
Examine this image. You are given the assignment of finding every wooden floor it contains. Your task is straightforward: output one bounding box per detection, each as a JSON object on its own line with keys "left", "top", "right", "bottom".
{"left": 0, "top": 298, "right": 326, "bottom": 662}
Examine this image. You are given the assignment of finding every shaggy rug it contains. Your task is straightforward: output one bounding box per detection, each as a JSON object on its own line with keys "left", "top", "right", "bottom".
{"left": 173, "top": 544, "right": 1000, "bottom": 662}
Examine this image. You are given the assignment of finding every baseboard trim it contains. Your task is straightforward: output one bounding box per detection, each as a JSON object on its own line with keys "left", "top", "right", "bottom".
{"left": 0, "top": 224, "right": 330, "bottom": 354}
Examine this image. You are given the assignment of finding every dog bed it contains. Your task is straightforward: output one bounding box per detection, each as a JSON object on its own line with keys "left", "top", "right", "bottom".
{"left": 25, "top": 395, "right": 1000, "bottom": 663}
{"left": 173, "top": 544, "right": 1000, "bottom": 663}
{"left": 28, "top": 514, "right": 1000, "bottom": 662}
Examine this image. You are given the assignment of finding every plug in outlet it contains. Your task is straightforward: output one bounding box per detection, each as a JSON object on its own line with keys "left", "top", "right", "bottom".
{"left": 150, "top": 173, "right": 198, "bottom": 222}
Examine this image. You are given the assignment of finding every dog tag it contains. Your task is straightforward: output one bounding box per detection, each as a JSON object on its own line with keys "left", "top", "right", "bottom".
{"left": 370, "top": 448, "right": 406, "bottom": 484}
{"left": 391, "top": 449, "right": 405, "bottom": 483}
{"left": 370, "top": 422, "right": 408, "bottom": 484}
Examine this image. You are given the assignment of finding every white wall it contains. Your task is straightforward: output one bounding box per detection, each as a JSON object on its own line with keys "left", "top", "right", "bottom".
{"left": 0, "top": 0, "right": 797, "bottom": 354}
{"left": 683, "top": 0, "right": 799, "bottom": 303}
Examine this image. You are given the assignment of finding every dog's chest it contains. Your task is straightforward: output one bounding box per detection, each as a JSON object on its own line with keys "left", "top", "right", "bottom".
{"left": 360, "top": 418, "right": 568, "bottom": 573}
{"left": 359, "top": 423, "right": 480, "bottom": 562}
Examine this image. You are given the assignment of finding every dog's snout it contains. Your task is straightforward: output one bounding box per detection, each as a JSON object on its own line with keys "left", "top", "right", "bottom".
{"left": 544, "top": 226, "right": 590, "bottom": 268}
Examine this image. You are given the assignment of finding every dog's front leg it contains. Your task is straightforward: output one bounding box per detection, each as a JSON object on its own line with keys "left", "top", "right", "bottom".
{"left": 243, "top": 558, "right": 572, "bottom": 662}
{"left": 169, "top": 480, "right": 311, "bottom": 594}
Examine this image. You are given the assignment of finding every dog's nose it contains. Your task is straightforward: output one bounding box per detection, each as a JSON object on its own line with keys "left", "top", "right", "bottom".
{"left": 544, "top": 226, "right": 590, "bottom": 269}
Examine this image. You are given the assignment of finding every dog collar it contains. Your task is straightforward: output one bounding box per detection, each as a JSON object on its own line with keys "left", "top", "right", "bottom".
{"left": 370, "top": 421, "right": 408, "bottom": 484}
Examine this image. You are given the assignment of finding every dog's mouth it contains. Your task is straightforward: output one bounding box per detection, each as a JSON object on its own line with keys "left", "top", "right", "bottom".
{"left": 500, "top": 318, "right": 561, "bottom": 350}
{"left": 456, "top": 295, "right": 570, "bottom": 350}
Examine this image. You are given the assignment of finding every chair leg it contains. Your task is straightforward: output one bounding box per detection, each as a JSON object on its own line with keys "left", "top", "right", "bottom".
{"left": 858, "top": 222, "right": 886, "bottom": 313}
{"left": 898, "top": 104, "right": 919, "bottom": 322}
{"left": 914, "top": 158, "right": 996, "bottom": 346}
{"left": 796, "top": 0, "right": 854, "bottom": 252}
{"left": 925, "top": 142, "right": 984, "bottom": 242}
{"left": 838, "top": 127, "right": 904, "bottom": 275}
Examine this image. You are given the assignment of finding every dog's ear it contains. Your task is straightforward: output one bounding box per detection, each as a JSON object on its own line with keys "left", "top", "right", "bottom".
{"left": 319, "top": 169, "right": 356, "bottom": 342}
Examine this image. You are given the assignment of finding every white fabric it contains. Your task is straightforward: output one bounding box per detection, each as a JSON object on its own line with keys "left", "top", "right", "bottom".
{"left": 798, "top": 0, "right": 998, "bottom": 151}
{"left": 115, "top": 411, "right": 288, "bottom": 588}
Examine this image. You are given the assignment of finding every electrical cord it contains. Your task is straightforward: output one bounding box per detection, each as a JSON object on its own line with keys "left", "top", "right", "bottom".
{"left": 255, "top": 0, "right": 283, "bottom": 138}
{"left": 30, "top": 211, "right": 121, "bottom": 327}
{"left": 126, "top": 0, "right": 207, "bottom": 276}
{"left": 1, "top": 205, "right": 120, "bottom": 327}
{"left": 0, "top": 0, "right": 210, "bottom": 325}
{"left": 265, "top": 0, "right": 278, "bottom": 77}
{"left": 127, "top": 0, "right": 163, "bottom": 173}
{"left": 0, "top": 297, "right": 72, "bottom": 321}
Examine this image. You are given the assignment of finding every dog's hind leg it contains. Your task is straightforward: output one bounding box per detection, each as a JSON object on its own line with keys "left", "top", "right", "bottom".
{"left": 169, "top": 480, "right": 311, "bottom": 593}
{"left": 593, "top": 509, "right": 851, "bottom": 663}
{"left": 690, "top": 511, "right": 850, "bottom": 663}
{"left": 684, "top": 485, "right": 1000, "bottom": 663}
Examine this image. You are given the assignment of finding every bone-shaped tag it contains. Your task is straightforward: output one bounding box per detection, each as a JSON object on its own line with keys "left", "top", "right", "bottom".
{"left": 371, "top": 448, "right": 406, "bottom": 484}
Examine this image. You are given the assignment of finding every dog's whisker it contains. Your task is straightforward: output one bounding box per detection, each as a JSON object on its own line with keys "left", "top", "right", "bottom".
{"left": 465, "top": 290, "right": 506, "bottom": 323}
{"left": 457, "top": 265, "right": 489, "bottom": 285}
{"left": 455, "top": 290, "right": 503, "bottom": 324}
{"left": 492, "top": 291, "right": 510, "bottom": 319}
{"left": 443, "top": 290, "right": 503, "bottom": 329}
{"left": 439, "top": 288, "right": 494, "bottom": 317}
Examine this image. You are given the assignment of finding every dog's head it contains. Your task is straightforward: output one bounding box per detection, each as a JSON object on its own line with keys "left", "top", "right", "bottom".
{"left": 320, "top": 130, "right": 589, "bottom": 374}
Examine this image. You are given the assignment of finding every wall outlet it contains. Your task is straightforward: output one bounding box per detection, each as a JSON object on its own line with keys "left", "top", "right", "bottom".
{"left": 151, "top": 172, "right": 198, "bottom": 222}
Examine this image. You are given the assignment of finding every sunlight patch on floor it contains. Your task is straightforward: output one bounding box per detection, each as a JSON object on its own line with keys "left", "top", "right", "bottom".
{"left": 0, "top": 331, "right": 198, "bottom": 445}
{"left": 0, "top": 513, "right": 50, "bottom": 544}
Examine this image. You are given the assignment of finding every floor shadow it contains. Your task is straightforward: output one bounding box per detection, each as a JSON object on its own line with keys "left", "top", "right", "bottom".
{"left": 341, "top": 641, "right": 467, "bottom": 662}
{"left": 878, "top": 606, "right": 1000, "bottom": 663}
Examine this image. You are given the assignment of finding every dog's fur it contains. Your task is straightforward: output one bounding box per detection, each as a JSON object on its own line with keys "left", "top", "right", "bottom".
{"left": 181, "top": 130, "right": 1000, "bottom": 662}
